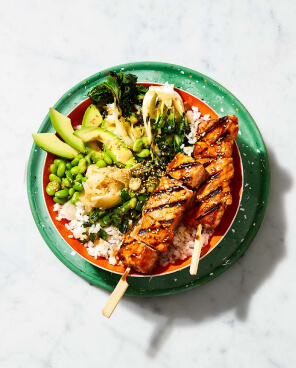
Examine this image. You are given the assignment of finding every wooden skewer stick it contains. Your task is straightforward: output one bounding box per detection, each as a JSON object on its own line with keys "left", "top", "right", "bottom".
{"left": 190, "top": 224, "right": 203, "bottom": 276}
{"left": 102, "top": 267, "right": 131, "bottom": 318}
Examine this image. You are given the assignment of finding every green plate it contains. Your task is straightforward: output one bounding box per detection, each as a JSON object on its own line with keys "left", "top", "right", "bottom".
{"left": 27, "top": 62, "right": 270, "bottom": 296}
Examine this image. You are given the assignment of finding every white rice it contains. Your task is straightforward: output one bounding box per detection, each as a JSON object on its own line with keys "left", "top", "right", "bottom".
{"left": 53, "top": 105, "right": 213, "bottom": 268}
{"left": 182, "top": 105, "right": 211, "bottom": 157}
{"left": 159, "top": 225, "right": 214, "bottom": 267}
{"left": 53, "top": 201, "right": 124, "bottom": 264}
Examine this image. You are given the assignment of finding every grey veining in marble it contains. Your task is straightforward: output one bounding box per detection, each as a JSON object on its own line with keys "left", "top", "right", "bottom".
{"left": 1, "top": 0, "right": 296, "bottom": 367}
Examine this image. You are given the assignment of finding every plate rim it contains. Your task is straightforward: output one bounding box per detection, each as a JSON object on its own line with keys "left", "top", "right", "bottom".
{"left": 27, "top": 61, "right": 270, "bottom": 296}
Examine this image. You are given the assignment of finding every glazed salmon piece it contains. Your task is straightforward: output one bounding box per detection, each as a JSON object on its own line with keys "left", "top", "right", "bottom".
{"left": 205, "top": 158, "right": 234, "bottom": 181}
{"left": 196, "top": 115, "right": 238, "bottom": 145}
{"left": 131, "top": 215, "right": 174, "bottom": 253}
{"left": 143, "top": 176, "right": 194, "bottom": 232}
{"left": 196, "top": 180, "right": 232, "bottom": 206}
{"left": 167, "top": 152, "right": 207, "bottom": 189}
{"left": 117, "top": 235, "right": 159, "bottom": 274}
{"left": 194, "top": 140, "right": 234, "bottom": 159}
{"left": 185, "top": 158, "right": 234, "bottom": 229}
{"left": 185, "top": 202, "right": 226, "bottom": 229}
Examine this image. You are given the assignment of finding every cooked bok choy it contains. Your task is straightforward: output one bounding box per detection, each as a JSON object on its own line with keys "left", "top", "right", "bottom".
{"left": 88, "top": 72, "right": 148, "bottom": 149}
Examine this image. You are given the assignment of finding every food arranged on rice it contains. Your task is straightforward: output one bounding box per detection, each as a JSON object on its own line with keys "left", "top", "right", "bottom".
{"left": 33, "top": 71, "right": 239, "bottom": 274}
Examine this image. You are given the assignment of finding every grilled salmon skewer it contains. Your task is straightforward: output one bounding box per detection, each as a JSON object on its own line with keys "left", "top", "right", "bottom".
{"left": 185, "top": 115, "right": 238, "bottom": 230}
{"left": 118, "top": 158, "right": 207, "bottom": 274}
{"left": 102, "top": 154, "right": 208, "bottom": 317}
{"left": 103, "top": 116, "right": 237, "bottom": 315}
{"left": 167, "top": 116, "right": 239, "bottom": 275}
{"left": 166, "top": 152, "right": 211, "bottom": 275}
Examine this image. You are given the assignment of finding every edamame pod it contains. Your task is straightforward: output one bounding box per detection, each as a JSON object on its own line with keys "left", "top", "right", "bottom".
{"left": 54, "top": 158, "right": 66, "bottom": 166}
{"left": 68, "top": 188, "right": 75, "bottom": 198}
{"left": 46, "top": 181, "right": 60, "bottom": 196}
{"left": 73, "top": 181, "right": 84, "bottom": 191}
{"left": 71, "top": 191, "right": 80, "bottom": 204}
{"left": 49, "top": 174, "right": 62, "bottom": 184}
{"left": 102, "top": 152, "right": 113, "bottom": 165}
{"left": 136, "top": 149, "right": 150, "bottom": 158}
{"left": 91, "top": 151, "right": 102, "bottom": 163}
{"left": 62, "top": 177, "right": 72, "bottom": 188}
{"left": 55, "top": 188, "right": 69, "bottom": 198}
{"left": 96, "top": 159, "right": 107, "bottom": 168}
{"left": 85, "top": 155, "right": 91, "bottom": 166}
{"left": 133, "top": 139, "right": 143, "bottom": 153}
{"left": 142, "top": 137, "right": 150, "bottom": 148}
{"left": 66, "top": 163, "right": 72, "bottom": 170}
{"left": 49, "top": 164, "right": 57, "bottom": 174}
{"left": 70, "top": 166, "right": 80, "bottom": 175}
{"left": 57, "top": 162, "right": 66, "bottom": 177}
{"left": 78, "top": 158, "right": 87, "bottom": 174}
{"left": 71, "top": 154, "right": 83, "bottom": 167}
{"left": 66, "top": 170, "right": 74, "bottom": 180}
{"left": 75, "top": 173, "right": 84, "bottom": 182}
{"left": 53, "top": 196, "right": 67, "bottom": 204}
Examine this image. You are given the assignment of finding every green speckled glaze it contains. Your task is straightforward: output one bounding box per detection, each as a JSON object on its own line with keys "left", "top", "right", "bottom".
{"left": 27, "top": 62, "right": 270, "bottom": 296}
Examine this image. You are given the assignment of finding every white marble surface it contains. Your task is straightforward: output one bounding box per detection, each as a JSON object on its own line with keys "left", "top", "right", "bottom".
{"left": 1, "top": 0, "right": 296, "bottom": 367}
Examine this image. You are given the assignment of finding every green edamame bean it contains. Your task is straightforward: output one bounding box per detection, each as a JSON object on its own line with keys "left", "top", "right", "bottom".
{"left": 62, "top": 177, "right": 72, "bottom": 188}
{"left": 53, "top": 196, "right": 67, "bottom": 204}
{"left": 96, "top": 159, "right": 107, "bottom": 168}
{"left": 70, "top": 166, "right": 80, "bottom": 175}
{"left": 102, "top": 152, "right": 113, "bottom": 165}
{"left": 142, "top": 137, "right": 150, "bottom": 148}
{"left": 71, "top": 154, "right": 83, "bottom": 167}
{"left": 136, "top": 149, "right": 150, "bottom": 158}
{"left": 66, "top": 170, "right": 74, "bottom": 180}
{"left": 49, "top": 164, "right": 57, "bottom": 174}
{"left": 71, "top": 191, "right": 80, "bottom": 204}
{"left": 46, "top": 181, "right": 60, "bottom": 196}
{"left": 73, "top": 182, "right": 83, "bottom": 191}
{"left": 68, "top": 188, "right": 75, "bottom": 198}
{"left": 125, "top": 164, "right": 133, "bottom": 168}
{"left": 49, "top": 174, "right": 61, "bottom": 184}
{"left": 133, "top": 139, "right": 143, "bottom": 153}
{"left": 75, "top": 173, "right": 84, "bottom": 182}
{"left": 81, "top": 177, "right": 87, "bottom": 182}
{"left": 91, "top": 151, "right": 102, "bottom": 163}
{"left": 55, "top": 188, "right": 69, "bottom": 198}
{"left": 85, "top": 155, "right": 91, "bottom": 166}
{"left": 66, "top": 162, "right": 72, "bottom": 170}
{"left": 78, "top": 158, "right": 87, "bottom": 174}
{"left": 57, "top": 162, "right": 66, "bottom": 177}
{"left": 54, "top": 158, "right": 66, "bottom": 167}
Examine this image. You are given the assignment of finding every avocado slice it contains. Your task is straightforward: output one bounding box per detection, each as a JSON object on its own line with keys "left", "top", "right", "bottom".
{"left": 74, "top": 127, "right": 134, "bottom": 165}
{"left": 32, "top": 133, "right": 78, "bottom": 159}
{"left": 49, "top": 108, "right": 85, "bottom": 152}
{"left": 82, "top": 104, "right": 103, "bottom": 128}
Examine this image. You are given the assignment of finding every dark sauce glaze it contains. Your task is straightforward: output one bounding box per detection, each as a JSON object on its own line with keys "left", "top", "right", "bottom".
{"left": 199, "top": 186, "right": 223, "bottom": 203}
{"left": 144, "top": 199, "right": 188, "bottom": 214}
{"left": 208, "top": 170, "right": 222, "bottom": 181}
{"left": 167, "top": 161, "right": 201, "bottom": 172}
{"left": 216, "top": 130, "right": 230, "bottom": 144}
{"left": 197, "top": 116, "right": 228, "bottom": 141}
{"left": 195, "top": 203, "right": 221, "bottom": 221}
{"left": 152, "top": 186, "right": 184, "bottom": 197}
